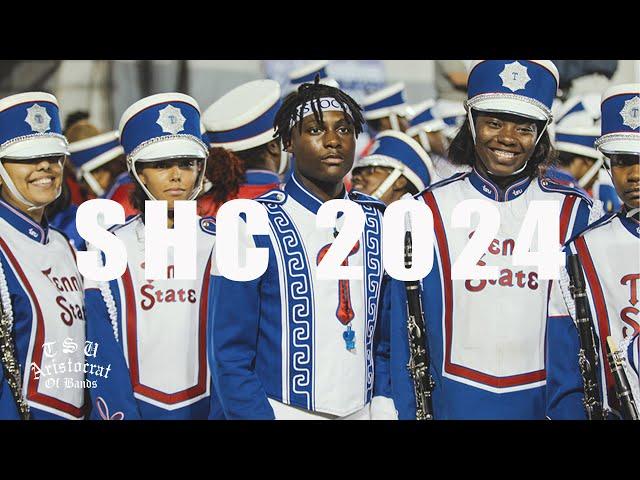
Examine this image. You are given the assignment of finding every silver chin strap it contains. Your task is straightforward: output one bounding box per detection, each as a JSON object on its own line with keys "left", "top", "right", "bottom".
{"left": 417, "top": 131, "right": 432, "bottom": 152}
{"left": 278, "top": 142, "right": 288, "bottom": 176}
{"left": 577, "top": 157, "right": 604, "bottom": 189}
{"left": 389, "top": 113, "right": 401, "bottom": 132}
{"left": 0, "top": 158, "right": 63, "bottom": 211}
{"left": 467, "top": 108, "right": 550, "bottom": 177}
{"left": 371, "top": 167, "right": 404, "bottom": 200}
{"left": 626, "top": 207, "right": 640, "bottom": 218}
{"left": 81, "top": 169, "right": 105, "bottom": 197}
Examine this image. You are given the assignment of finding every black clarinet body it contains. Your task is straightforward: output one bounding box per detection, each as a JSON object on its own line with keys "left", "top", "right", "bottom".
{"left": 605, "top": 337, "right": 639, "bottom": 420}
{"left": 404, "top": 229, "right": 435, "bottom": 420}
{"left": 567, "top": 254, "right": 605, "bottom": 420}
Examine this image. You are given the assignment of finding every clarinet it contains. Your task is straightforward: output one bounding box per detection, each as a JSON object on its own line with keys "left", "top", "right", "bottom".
{"left": 567, "top": 254, "right": 605, "bottom": 420}
{"left": 605, "top": 336, "right": 639, "bottom": 420}
{"left": 404, "top": 223, "right": 435, "bottom": 420}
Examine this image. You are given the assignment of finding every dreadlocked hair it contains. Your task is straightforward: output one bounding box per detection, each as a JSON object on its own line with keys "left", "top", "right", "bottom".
{"left": 203, "top": 147, "right": 246, "bottom": 204}
{"left": 273, "top": 75, "right": 365, "bottom": 148}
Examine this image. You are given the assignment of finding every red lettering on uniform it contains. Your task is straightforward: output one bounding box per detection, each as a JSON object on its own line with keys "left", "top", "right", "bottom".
{"left": 515, "top": 270, "right": 526, "bottom": 288}
{"left": 502, "top": 238, "right": 515, "bottom": 256}
{"left": 177, "top": 289, "right": 186, "bottom": 302}
{"left": 528, "top": 272, "right": 538, "bottom": 290}
{"left": 621, "top": 307, "right": 640, "bottom": 339}
{"left": 188, "top": 289, "right": 196, "bottom": 303}
{"left": 488, "top": 239, "right": 500, "bottom": 255}
{"left": 57, "top": 296, "right": 74, "bottom": 325}
{"left": 165, "top": 289, "right": 175, "bottom": 302}
{"left": 498, "top": 268, "right": 513, "bottom": 286}
{"left": 140, "top": 283, "right": 156, "bottom": 311}
{"left": 621, "top": 274, "right": 640, "bottom": 306}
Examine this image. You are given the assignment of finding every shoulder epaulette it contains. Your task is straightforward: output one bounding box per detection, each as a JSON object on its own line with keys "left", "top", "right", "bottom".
{"left": 254, "top": 189, "right": 287, "bottom": 205}
{"left": 348, "top": 191, "right": 386, "bottom": 211}
{"left": 200, "top": 216, "right": 216, "bottom": 235}
{"left": 539, "top": 177, "right": 594, "bottom": 206}
{"left": 565, "top": 211, "right": 617, "bottom": 247}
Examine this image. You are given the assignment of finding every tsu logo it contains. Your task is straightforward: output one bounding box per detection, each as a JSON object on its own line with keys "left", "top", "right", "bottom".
{"left": 156, "top": 105, "right": 186, "bottom": 134}
{"left": 620, "top": 96, "right": 640, "bottom": 130}
{"left": 24, "top": 104, "right": 52, "bottom": 133}
{"left": 28, "top": 228, "right": 38, "bottom": 238}
{"left": 499, "top": 61, "right": 531, "bottom": 92}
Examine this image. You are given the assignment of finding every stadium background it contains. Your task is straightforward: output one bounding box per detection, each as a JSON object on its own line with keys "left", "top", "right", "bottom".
{"left": 1, "top": 60, "right": 637, "bottom": 132}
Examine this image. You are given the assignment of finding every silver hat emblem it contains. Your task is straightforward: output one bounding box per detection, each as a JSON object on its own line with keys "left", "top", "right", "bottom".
{"left": 620, "top": 96, "right": 640, "bottom": 130}
{"left": 499, "top": 61, "right": 531, "bottom": 92}
{"left": 24, "top": 104, "right": 52, "bottom": 133}
{"left": 156, "top": 105, "right": 186, "bottom": 134}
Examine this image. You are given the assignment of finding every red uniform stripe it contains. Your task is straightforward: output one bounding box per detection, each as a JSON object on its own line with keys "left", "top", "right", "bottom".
{"left": 0, "top": 238, "right": 84, "bottom": 418}
{"left": 574, "top": 236, "right": 616, "bottom": 405}
{"left": 559, "top": 196, "right": 577, "bottom": 244}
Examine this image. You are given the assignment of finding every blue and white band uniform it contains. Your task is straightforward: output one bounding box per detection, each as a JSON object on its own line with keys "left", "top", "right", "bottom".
{"left": 546, "top": 83, "right": 640, "bottom": 418}
{"left": 380, "top": 60, "right": 588, "bottom": 420}
{"left": 83, "top": 215, "right": 222, "bottom": 419}
{"left": 68, "top": 131, "right": 124, "bottom": 197}
{"left": 546, "top": 209, "right": 640, "bottom": 418}
{"left": 0, "top": 198, "right": 85, "bottom": 419}
{"left": 208, "top": 175, "right": 390, "bottom": 419}
{"left": 384, "top": 168, "right": 600, "bottom": 419}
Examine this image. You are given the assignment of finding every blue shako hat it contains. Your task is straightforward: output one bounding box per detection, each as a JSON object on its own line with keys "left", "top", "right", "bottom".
{"left": 287, "top": 61, "right": 340, "bottom": 94}
{"left": 202, "top": 79, "right": 287, "bottom": 174}
{"left": 119, "top": 92, "right": 209, "bottom": 201}
{"left": 354, "top": 130, "right": 435, "bottom": 198}
{"left": 0, "top": 91, "right": 69, "bottom": 209}
{"left": 68, "top": 130, "right": 124, "bottom": 196}
{"left": 595, "top": 83, "right": 640, "bottom": 156}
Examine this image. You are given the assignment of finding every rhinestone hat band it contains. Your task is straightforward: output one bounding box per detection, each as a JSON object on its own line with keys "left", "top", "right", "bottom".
{"left": 466, "top": 93, "right": 553, "bottom": 121}
{"left": 0, "top": 132, "right": 69, "bottom": 157}
{"left": 126, "top": 133, "right": 209, "bottom": 163}
{"left": 594, "top": 132, "right": 640, "bottom": 150}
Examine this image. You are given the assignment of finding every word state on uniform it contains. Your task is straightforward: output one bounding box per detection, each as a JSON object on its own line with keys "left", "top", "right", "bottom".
{"left": 76, "top": 197, "right": 564, "bottom": 282}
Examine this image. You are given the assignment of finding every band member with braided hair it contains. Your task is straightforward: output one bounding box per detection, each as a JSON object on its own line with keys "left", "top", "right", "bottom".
{"left": 208, "top": 77, "right": 395, "bottom": 419}
{"left": 0, "top": 92, "right": 86, "bottom": 419}
{"left": 546, "top": 84, "right": 640, "bottom": 419}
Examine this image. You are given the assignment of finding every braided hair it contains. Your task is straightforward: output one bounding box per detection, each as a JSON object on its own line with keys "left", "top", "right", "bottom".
{"left": 273, "top": 75, "right": 365, "bottom": 147}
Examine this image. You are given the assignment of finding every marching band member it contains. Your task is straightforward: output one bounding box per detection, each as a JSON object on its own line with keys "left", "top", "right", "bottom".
{"left": 546, "top": 84, "right": 640, "bottom": 419}
{"left": 351, "top": 130, "right": 437, "bottom": 204}
{"left": 84, "top": 93, "right": 222, "bottom": 419}
{"left": 0, "top": 92, "right": 85, "bottom": 419}
{"left": 208, "top": 78, "right": 392, "bottom": 419}
{"left": 386, "top": 60, "right": 602, "bottom": 419}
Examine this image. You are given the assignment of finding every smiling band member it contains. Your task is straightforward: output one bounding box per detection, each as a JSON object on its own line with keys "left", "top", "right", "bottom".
{"left": 84, "top": 93, "right": 222, "bottom": 419}
{"left": 546, "top": 84, "right": 640, "bottom": 419}
{"left": 207, "top": 77, "right": 393, "bottom": 419}
{"left": 384, "top": 60, "right": 603, "bottom": 419}
{"left": 0, "top": 92, "right": 86, "bottom": 419}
